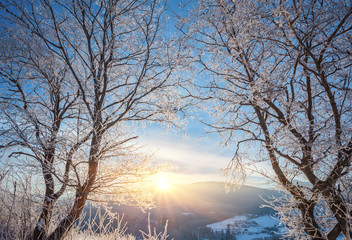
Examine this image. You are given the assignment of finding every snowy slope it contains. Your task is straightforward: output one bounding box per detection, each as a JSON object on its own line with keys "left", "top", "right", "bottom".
{"left": 251, "top": 215, "right": 279, "bottom": 228}
{"left": 206, "top": 215, "right": 248, "bottom": 232}
{"left": 207, "top": 214, "right": 282, "bottom": 240}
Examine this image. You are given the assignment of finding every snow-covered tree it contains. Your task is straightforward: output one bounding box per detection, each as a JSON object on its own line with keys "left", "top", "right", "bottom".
{"left": 180, "top": 0, "right": 352, "bottom": 239}
{"left": 0, "top": 0, "right": 181, "bottom": 239}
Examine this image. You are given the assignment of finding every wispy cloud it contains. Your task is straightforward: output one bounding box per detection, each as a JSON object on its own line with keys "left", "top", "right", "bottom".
{"left": 139, "top": 129, "right": 270, "bottom": 187}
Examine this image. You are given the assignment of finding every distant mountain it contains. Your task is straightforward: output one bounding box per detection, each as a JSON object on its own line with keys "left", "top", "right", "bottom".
{"left": 99, "top": 182, "right": 278, "bottom": 239}
{"left": 156, "top": 182, "right": 276, "bottom": 216}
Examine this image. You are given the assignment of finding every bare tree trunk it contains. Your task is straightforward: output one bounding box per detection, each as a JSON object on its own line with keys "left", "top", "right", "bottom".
{"left": 31, "top": 199, "right": 55, "bottom": 240}
{"left": 47, "top": 116, "right": 102, "bottom": 239}
{"left": 319, "top": 185, "right": 352, "bottom": 238}
{"left": 254, "top": 105, "right": 325, "bottom": 239}
{"left": 46, "top": 192, "right": 87, "bottom": 240}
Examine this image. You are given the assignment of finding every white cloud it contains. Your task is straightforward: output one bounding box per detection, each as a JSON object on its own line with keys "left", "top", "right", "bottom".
{"left": 139, "top": 129, "right": 270, "bottom": 187}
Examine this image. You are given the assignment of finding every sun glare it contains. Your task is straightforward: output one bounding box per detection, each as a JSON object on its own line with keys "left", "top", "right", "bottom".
{"left": 156, "top": 177, "right": 169, "bottom": 191}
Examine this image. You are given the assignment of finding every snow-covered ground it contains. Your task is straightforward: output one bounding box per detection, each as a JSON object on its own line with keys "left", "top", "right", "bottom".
{"left": 207, "top": 215, "right": 282, "bottom": 240}
{"left": 207, "top": 215, "right": 248, "bottom": 232}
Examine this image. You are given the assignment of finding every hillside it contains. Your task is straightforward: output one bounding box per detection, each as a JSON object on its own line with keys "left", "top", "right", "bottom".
{"left": 94, "top": 182, "right": 279, "bottom": 239}
{"left": 156, "top": 182, "right": 275, "bottom": 216}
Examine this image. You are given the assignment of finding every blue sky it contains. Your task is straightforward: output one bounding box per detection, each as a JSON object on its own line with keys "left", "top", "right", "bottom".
{"left": 133, "top": 0, "right": 272, "bottom": 188}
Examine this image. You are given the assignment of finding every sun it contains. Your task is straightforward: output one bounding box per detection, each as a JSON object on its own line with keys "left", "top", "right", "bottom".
{"left": 156, "top": 177, "right": 169, "bottom": 191}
